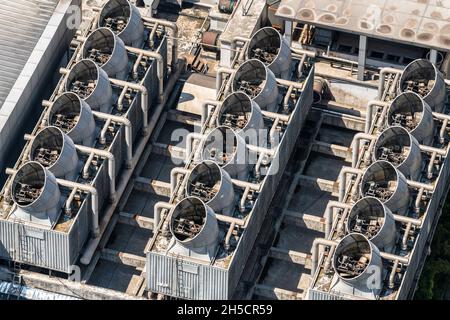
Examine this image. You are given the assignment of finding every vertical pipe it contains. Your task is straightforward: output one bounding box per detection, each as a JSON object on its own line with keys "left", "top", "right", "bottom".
{"left": 185, "top": 132, "right": 204, "bottom": 163}
{"left": 324, "top": 202, "right": 352, "bottom": 238}
{"left": 351, "top": 133, "right": 376, "bottom": 167}
{"left": 201, "top": 100, "right": 222, "bottom": 127}
{"left": 365, "top": 101, "right": 390, "bottom": 134}
{"left": 339, "top": 167, "right": 364, "bottom": 202}
{"left": 154, "top": 202, "right": 175, "bottom": 230}
{"left": 170, "top": 167, "right": 191, "bottom": 195}
{"left": 311, "top": 239, "right": 337, "bottom": 277}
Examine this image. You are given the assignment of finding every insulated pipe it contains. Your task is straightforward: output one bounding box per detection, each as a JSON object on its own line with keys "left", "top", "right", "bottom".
{"left": 296, "top": 53, "right": 307, "bottom": 77}
{"left": 365, "top": 101, "right": 390, "bottom": 134}
{"left": 142, "top": 17, "right": 178, "bottom": 69}
{"left": 117, "top": 85, "right": 129, "bottom": 111}
{"left": 418, "top": 145, "right": 447, "bottom": 179}
{"left": 255, "top": 152, "right": 266, "bottom": 179}
{"left": 232, "top": 36, "right": 251, "bottom": 64}
{"left": 291, "top": 47, "right": 316, "bottom": 58}
{"left": 133, "top": 53, "right": 144, "bottom": 80}
{"left": 325, "top": 202, "right": 352, "bottom": 238}
{"left": 419, "top": 144, "right": 448, "bottom": 156}
{"left": 201, "top": 100, "right": 222, "bottom": 127}
{"left": 378, "top": 68, "right": 403, "bottom": 100}
{"left": 380, "top": 252, "right": 409, "bottom": 265}
{"left": 149, "top": 21, "right": 159, "bottom": 49}
{"left": 216, "top": 67, "right": 236, "bottom": 96}
{"left": 154, "top": 202, "right": 175, "bottom": 230}
{"left": 270, "top": 117, "right": 281, "bottom": 144}
{"left": 246, "top": 144, "right": 276, "bottom": 157}
{"left": 311, "top": 238, "right": 338, "bottom": 277}
{"left": 100, "top": 118, "right": 112, "bottom": 145}
{"left": 124, "top": 46, "right": 164, "bottom": 101}
{"left": 406, "top": 179, "right": 435, "bottom": 191}
{"left": 224, "top": 222, "right": 236, "bottom": 250}
{"left": 75, "top": 144, "right": 116, "bottom": 201}
{"left": 276, "top": 78, "right": 304, "bottom": 90}
{"left": 231, "top": 179, "right": 261, "bottom": 192}
{"left": 352, "top": 133, "right": 376, "bottom": 167}
{"left": 83, "top": 152, "right": 95, "bottom": 179}
{"left": 433, "top": 112, "right": 450, "bottom": 144}
{"left": 283, "top": 85, "right": 294, "bottom": 111}
{"left": 433, "top": 111, "right": 450, "bottom": 121}
{"left": 402, "top": 222, "right": 413, "bottom": 250}
{"left": 170, "top": 167, "right": 190, "bottom": 195}
{"left": 323, "top": 245, "right": 336, "bottom": 271}
{"left": 239, "top": 187, "right": 250, "bottom": 212}
{"left": 389, "top": 260, "right": 399, "bottom": 289}
{"left": 65, "top": 188, "right": 77, "bottom": 214}
{"left": 91, "top": 111, "right": 132, "bottom": 167}
{"left": 415, "top": 187, "right": 425, "bottom": 214}
{"left": 261, "top": 110, "right": 290, "bottom": 122}
{"left": 339, "top": 167, "right": 364, "bottom": 202}
{"left": 428, "top": 152, "right": 437, "bottom": 179}
{"left": 215, "top": 213, "right": 246, "bottom": 227}
{"left": 185, "top": 132, "right": 204, "bottom": 163}
{"left": 56, "top": 178, "right": 99, "bottom": 237}
{"left": 41, "top": 100, "right": 53, "bottom": 125}
{"left": 393, "top": 214, "right": 422, "bottom": 226}
{"left": 109, "top": 78, "right": 150, "bottom": 135}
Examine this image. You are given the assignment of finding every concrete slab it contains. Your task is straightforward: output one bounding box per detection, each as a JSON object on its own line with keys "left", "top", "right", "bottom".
{"left": 88, "top": 260, "right": 141, "bottom": 293}
{"left": 287, "top": 186, "right": 337, "bottom": 218}
{"left": 260, "top": 258, "right": 307, "bottom": 293}
{"left": 106, "top": 223, "right": 152, "bottom": 257}
{"left": 141, "top": 153, "right": 178, "bottom": 181}
{"left": 316, "top": 124, "right": 358, "bottom": 147}
{"left": 176, "top": 75, "right": 217, "bottom": 116}
{"left": 275, "top": 224, "right": 323, "bottom": 254}
{"left": 304, "top": 152, "right": 349, "bottom": 181}
{"left": 123, "top": 190, "right": 167, "bottom": 219}
{"left": 156, "top": 119, "right": 195, "bottom": 147}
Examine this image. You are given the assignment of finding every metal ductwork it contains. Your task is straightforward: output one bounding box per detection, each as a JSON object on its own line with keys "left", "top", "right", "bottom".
{"left": 387, "top": 92, "right": 434, "bottom": 145}
{"left": 360, "top": 160, "right": 410, "bottom": 215}
{"left": 169, "top": 197, "right": 219, "bottom": 262}
{"left": 65, "top": 59, "right": 113, "bottom": 114}
{"left": 217, "top": 91, "right": 265, "bottom": 141}
{"left": 98, "top": 0, "right": 144, "bottom": 48}
{"left": 82, "top": 27, "right": 129, "bottom": 80}
{"left": 232, "top": 59, "right": 279, "bottom": 113}
{"left": 247, "top": 27, "right": 292, "bottom": 79}
{"left": 331, "top": 233, "right": 383, "bottom": 299}
{"left": 346, "top": 197, "right": 396, "bottom": 251}
{"left": 374, "top": 126, "right": 422, "bottom": 181}
{"left": 29, "top": 126, "right": 79, "bottom": 181}
{"left": 201, "top": 126, "right": 250, "bottom": 180}
{"left": 48, "top": 92, "right": 96, "bottom": 147}
{"left": 399, "top": 59, "right": 446, "bottom": 113}
{"left": 10, "top": 162, "right": 61, "bottom": 228}
{"left": 186, "top": 160, "right": 235, "bottom": 215}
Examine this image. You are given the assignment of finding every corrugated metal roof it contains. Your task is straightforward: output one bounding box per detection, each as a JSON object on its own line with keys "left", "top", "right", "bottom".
{"left": 0, "top": 0, "right": 59, "bottom": 108}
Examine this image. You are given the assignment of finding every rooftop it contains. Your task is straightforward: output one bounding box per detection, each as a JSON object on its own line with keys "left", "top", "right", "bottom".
{"left": 276, "top": 0, "right": 450, "bottom": 51}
